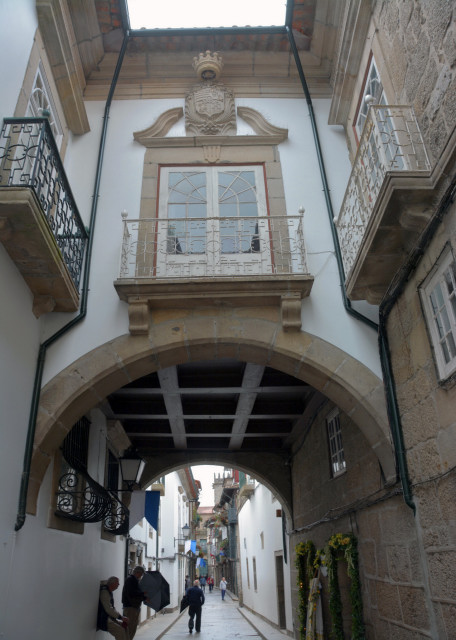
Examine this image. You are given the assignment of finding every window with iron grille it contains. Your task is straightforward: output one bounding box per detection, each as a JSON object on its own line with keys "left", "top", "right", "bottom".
{"left": 420, "top": 246, "right": 456, "bottom": 381}
{"left": 326, "top": 409, "right": 346, "bottom": 478}
{"left": 57, "top": 417, "right": 90, "bottom": 514}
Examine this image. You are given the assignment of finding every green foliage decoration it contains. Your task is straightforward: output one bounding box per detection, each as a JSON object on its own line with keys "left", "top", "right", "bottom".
{"left": 295, "top": 533, "right": 365, "bottom": 640}
{"left": 294, "top": 540, "right": 315, "bottom": 639}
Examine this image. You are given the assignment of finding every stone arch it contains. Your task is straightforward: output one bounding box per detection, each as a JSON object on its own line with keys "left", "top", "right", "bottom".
{"left": 29, "top": 308, "right": 395, "bottom": 513}
{"left": 145, "top": 457, "right": 293, "bottom": 525}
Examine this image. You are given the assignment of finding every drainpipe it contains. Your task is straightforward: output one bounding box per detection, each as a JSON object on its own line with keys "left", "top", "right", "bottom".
{"left": 285, "top": 23, "right": 415, "bottom": 513}
{"left": 14, "top": 31, "right": 131, "bottom": 531}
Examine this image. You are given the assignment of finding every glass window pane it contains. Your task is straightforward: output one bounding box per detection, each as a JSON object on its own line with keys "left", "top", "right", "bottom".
{"left": 219, "top": 203, "right": 237, "bottom": 217}
{"left": 441, "top": 341, "right": 450, "bottom": 364}
{"left": 188, "top": 203, "right": 206, "bottom": 218}
{"left": 168, "top": 204, "right": 186, "bottom": 219}
{"left": 240, "top": 202, "right": 258, "bottom": 217}
{"left": 441, "top": 307, "right": 451, "bottom": 333}
{"left": 434, "top": 283, "right": 445, "bottom": 308}
{"left": 447, "top": 333, "right": 456, "bottom": 359}
{"left": 434, "top": 314, "right": 445, "bottom": 339}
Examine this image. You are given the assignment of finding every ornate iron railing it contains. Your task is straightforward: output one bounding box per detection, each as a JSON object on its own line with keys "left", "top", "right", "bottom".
{"left": 56, "top": 417, "right": 129, "bottom": 535}
{"left": 0, "top": 117, "right": 87, "bottom": 288}
{"left": 118, "top": 213, "right": 308, "bottom": 279}
{"left": 335, "top": 105, "right": 430, "bottom": 278}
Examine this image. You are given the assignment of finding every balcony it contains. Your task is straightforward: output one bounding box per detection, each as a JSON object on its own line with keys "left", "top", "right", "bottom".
{"left": 335, "top": 106, "right": 431, "bottom": 304}
{"left": 0, "top": 118, "right": 87, "bottom": 317}
{"left": 114, "top": 213, "right": 314, "bottom": 333}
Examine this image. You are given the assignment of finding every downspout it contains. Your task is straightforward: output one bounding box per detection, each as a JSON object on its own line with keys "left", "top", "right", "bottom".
{"left": 285, "top": 22, "right": 415, "bottom": 513}
{"left": 15, "top": 31, "right": 131, "bottom": 531}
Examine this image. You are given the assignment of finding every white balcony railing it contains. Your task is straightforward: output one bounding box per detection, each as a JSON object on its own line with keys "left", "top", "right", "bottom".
{"left": 118, "top": 214, "right": 308, "bottom": 279}
{"left": 335, "top": 105, "right": 430, "bottom": 278}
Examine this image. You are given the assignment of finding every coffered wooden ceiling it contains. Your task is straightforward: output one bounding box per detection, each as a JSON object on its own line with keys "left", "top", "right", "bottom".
{"left": 105, "top": 359, "right": 325, "bottom": 458}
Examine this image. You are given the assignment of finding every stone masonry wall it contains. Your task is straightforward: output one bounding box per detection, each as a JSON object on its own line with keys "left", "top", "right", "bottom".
{"left": 373, "top": 0, "right": 455, "bottom": 165}
{"left": 290, "top": 403, "right": 431, "bottom": 639}
{"left": 386, "top": 195, "right": 456, "bottom": 640}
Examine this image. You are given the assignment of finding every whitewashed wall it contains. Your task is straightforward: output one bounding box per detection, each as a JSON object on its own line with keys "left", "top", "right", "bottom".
{"left": 238, "top": 483, "right": 292, "bottom": 633}
{"left": 41, "top": 95, "right": 382, "bottom": 387}
{"left": 0, "top": 4, "right": 42, "bottom": 634}
{"left": 1, "top": 409, "right": 126, "bottom": 640}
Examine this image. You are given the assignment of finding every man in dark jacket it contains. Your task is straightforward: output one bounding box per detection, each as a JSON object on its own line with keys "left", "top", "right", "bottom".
{"left": 186, "top": 579, "right": 205, "bottom": 634}
{"left": 122, "top": 566, "right": 145, "bottom": 639}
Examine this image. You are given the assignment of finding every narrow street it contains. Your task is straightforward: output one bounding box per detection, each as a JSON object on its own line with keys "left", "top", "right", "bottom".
{"left": 136, "top": 588, "right": 289, "bottom": 639}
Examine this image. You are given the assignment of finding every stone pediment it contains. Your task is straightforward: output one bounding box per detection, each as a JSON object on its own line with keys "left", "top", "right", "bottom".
{"left": 133, "top": 106, "right": 288, "bottom": 149}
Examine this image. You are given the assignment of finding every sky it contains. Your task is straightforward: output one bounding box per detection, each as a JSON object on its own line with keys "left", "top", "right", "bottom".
{"left": 127, "top": 0, "right": 286, "bottom": 29}
{"left": 192, "top": 465, "right": 225, "bottom": 506}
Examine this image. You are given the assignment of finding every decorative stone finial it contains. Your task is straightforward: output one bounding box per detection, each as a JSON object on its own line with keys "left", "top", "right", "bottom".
{"left": 192, "top": 51, "right": 224, "bottom": 81}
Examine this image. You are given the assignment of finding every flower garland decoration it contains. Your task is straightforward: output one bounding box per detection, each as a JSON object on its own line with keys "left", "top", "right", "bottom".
{"left": 295, "top": 540, "right": 315, "bottom": 638}
{"left": 325, "top": 533, "right": 365, "bottom": 640}
{"left": 295, "top": 533, "right": 364, "bottom": 640}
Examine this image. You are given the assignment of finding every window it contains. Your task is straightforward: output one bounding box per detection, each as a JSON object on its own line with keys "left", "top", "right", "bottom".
{"left": 420, "top": 247, "right": 456, "bottom": 380}
{"left": 260, "top": 532, "right": 264, "bottom": 549}
{"left": 326, "top": 409, "right": 346, "bottom": 477}
{"left": 355, "top": 57, "right": 385, "bottom": 140}
{"left": 246, "top": 558, "right": 250, "bottom": 589}
{"left": 27, "top": 63, "right": 62, "bottom": 145}
{"left": 157, "top": 165, "right": 270, "bottom": 277}
{"left": 252, "top": 556, "right": 258, "bottom": 591}
{"left": 56, "top": 417, "right": 90, "bottom": 515}
{"left": 355, "top": 56, "right": 404, "bottom": 175}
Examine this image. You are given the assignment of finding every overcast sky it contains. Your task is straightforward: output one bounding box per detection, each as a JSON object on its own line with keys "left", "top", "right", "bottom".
{"left": 127, "top": 0, "right": 286, "bottom": 29}
{"left": 192, "top": 465, "right": 225, "bottom": 506}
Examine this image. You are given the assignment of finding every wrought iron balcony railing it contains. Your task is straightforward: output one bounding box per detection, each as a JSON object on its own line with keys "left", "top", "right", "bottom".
{"left": 118, "top": 213, "right": 308, "bottom": 279}
{"left": 335, "top": 105, "right": 430, "bottom": 279}
{"left": 0, "top": 117, "right": 87, "bottom": 288}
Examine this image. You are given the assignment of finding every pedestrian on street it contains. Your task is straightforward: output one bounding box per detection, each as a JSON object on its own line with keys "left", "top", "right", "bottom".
{"left": 199, "top": 576, "right": 206, "bottom": 592}
{"left": 207, "top": 576, "right": 214, "bottom": 592}
{"left": 184, "top": 574, "right": 191, "bottom": 591}
{"left": 122, "top": 565, "right": 146, "bottom": 640}
{"left": 219, "top": 577, "right": 227, "bottom": 600}
{"left": 97, "top": 576, "right": 129, "bottom": 640}
{"left": 186, "top": 579, "right": 205, "bottom": 634}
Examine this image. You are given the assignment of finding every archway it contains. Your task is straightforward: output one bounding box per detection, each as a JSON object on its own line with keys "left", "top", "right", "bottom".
{"left": 28, "top": 310, "right": 395, "bottom": 514}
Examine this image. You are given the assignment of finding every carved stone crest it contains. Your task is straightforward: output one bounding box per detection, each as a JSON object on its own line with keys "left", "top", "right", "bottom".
{"left": 185, "top": 51, "right": 236, "bottom": 136}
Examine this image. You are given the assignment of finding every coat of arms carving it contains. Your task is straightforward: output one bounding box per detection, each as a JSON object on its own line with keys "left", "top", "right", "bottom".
{"left": 186, "top": 81, "right": 236, "bottom": 135}
{"left": 185, "top": 51, "right": 236, "bottom": 136}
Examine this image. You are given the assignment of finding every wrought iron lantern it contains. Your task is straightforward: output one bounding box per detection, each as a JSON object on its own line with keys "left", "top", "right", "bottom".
{"left": 119, "top": 448, "right": 146, "bottom": 491}
{"left": 175, "top": 523, "right": 190, "bottom": 545}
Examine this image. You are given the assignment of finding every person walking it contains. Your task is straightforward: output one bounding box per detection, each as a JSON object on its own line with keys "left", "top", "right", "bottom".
{"left": 122, "top": 566, "right": 146, "bottom": 640}
{"left": 186, "top": 579, "right": 205, "bottom": 634}
{"left": 97, "top": 576, "right": 129, "bottom": 640}
{"left": 199, "top": 576, "right": 206, "bottom": 592}
{"left": 207, "top": 576, "right": 214, "bottom": 592}
{"left": 219, "top": 577, "right": 227, "bottom": 601}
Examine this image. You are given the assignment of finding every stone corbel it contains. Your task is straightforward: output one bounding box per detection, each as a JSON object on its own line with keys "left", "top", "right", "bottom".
{"left": 281, "top": 293, "right": 302, "bottom": 331}
{"left": 128, "top": 296, "right": 149, "bottom": 335}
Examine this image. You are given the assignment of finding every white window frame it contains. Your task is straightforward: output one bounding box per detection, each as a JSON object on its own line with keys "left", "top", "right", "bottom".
{"left": 326, "top": 408, "right": 346, "bottom": 478}
{"left": 27, "top": 62, "right": 63, "bottom": 146}
{"left": 156, "top": 164, "right": 271, "bottom": 277}
{"left": 420, "top": 246, "right": 456, "bottom": 381}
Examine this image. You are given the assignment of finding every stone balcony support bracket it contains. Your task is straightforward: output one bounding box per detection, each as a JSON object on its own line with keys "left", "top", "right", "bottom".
{"left": 116, "top": 275, "right": 313, "bottom": 335}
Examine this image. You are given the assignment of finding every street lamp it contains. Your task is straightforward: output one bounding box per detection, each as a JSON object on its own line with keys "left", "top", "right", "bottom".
{"left": 175, "top": 523, "right": 190, "bottom": 545}
{"left": 119, "top": 448, "right": 146, "bottom": 491}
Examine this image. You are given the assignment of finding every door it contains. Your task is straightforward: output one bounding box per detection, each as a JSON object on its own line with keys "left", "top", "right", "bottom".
{"left": 156, "top": 165, "right": 271, "bottom": 277}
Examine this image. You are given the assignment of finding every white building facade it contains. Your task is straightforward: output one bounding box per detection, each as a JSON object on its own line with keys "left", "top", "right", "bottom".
{"left": 0, "top": 2, "right": 455, "bottom": 639}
